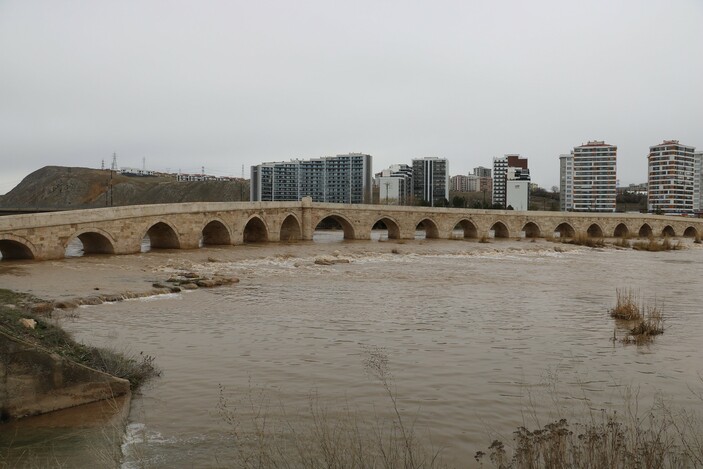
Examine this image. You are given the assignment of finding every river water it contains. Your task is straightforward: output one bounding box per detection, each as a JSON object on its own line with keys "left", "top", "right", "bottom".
{"left": 2, "top": 234, "right": 703, "bottom": 467}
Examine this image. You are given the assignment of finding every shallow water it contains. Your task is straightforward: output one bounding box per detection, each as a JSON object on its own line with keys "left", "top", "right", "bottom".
{"left": 3, "top": 236, "right": 703, "bottom": 467}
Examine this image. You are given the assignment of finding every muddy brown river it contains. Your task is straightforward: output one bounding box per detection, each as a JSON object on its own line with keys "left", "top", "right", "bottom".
{"left": 2, "top": 234, "right": 702, "bottom": 467}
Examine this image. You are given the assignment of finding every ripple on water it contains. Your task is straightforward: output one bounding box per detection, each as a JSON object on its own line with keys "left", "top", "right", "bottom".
{"left": 26, "top": 244, "right": 700, "bottom": 467}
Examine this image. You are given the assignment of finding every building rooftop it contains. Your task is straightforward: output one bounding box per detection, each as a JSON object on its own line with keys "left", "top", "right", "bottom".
{"left": 577, "top": 140, "right": 615, "bottom": 148}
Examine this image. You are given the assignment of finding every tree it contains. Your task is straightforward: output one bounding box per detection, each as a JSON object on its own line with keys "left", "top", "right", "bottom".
{"left": 452, "top": 196, "right": 466, "bottom": 208}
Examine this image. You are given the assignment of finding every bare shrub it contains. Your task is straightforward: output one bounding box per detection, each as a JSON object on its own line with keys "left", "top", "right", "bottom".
{"left": 565, "top": 233, "right": 604, "bottom": 248}
{"left": 632, "top": 238, "right": 683, "bottom": 252}
{"left": 610, "top": 288, "right": 642, "bottom": 321}
{"left": 610, "top": 289, "right": 665, "bottom": 345}
{"left": 476, "top": 379, "right": 703, "bottom": 469}
{"left": 217, "top": 347, "right": 446, "bottom": 468}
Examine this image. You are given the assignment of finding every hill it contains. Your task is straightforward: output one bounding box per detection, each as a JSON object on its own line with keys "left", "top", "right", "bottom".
{"left": 0, "top": 166, "right": 249, "bottom": 209}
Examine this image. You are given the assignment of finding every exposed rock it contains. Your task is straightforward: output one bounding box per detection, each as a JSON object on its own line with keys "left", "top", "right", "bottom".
{"left": 196, "top": 279, "right": 217, "bottom": 288}
{"left": 30, "top": 303, "right": 54, "bottom": 314}
{"left": 169, "top": 286, "right": 182, "bottom": 293}
{"left": 100, "top": 294, "right": 123, "bottom": 303}
{"left": 152, "top": 282, "right": 166, "bottom": 289}
{"left": 18, "top": 318, "right": 36, "bottom": 329}
{"left": 78, "top": 296, "right": 104, "bottom": 306}
{"left": 54, "top": 300, "right": 78, "bottom": 310}
{"left": 213, "top": 276, "right": 239, "bottom": 286}
{"left": 314, "top": 257, "right": 351, "bottom": 265}
{"left": 182, "top": 272, "right": 199, "bottom": 279}
{"left": 180, "top": 283, "right": 198, "bottom": 290}
{"left": 0, "top": 330, "right": 130, "bottom": 420}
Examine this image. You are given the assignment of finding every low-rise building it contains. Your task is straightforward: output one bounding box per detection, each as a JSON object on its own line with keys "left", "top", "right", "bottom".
{"left": 376, "top": 164, "right": 412, "bottom": 205}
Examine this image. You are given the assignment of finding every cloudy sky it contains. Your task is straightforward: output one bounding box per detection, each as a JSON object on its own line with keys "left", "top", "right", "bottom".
{"left": 1, "top": 0, "right": 701, "bottom": 194}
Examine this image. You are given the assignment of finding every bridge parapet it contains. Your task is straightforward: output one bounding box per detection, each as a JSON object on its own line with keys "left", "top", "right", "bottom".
{"left": 0, "top": 202, "right": 701, "bottom": 260}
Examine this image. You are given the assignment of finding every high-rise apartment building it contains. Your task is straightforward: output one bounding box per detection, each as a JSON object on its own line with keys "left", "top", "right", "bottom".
{"left": 376, "top": 164, "right": 412, "bottom": 205}
{"left": 493, "top": 155, "right": 528, "bottom": 208}
{"left": 560, "top": 141, "right": 617, "bottom": 212}
{"left": 695, "top": 151, "right": 703, "bottom": 214}
{"left": 559, "top": 154, "right": 574, "bottom": 211}
{"left": 647, "top": 140, "right": 696, "bottom": 214}
{"left": 412, "top": 157, "right": 449, "bottom": 206}
{"left": 473, "top": 166, "right": 491, "bottom": 178}
{"left": 251, "top": 153, "right": 372, "bottom": 203}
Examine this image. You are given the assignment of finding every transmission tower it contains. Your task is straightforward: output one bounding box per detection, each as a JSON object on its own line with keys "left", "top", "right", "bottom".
{"left": 111, "top": 152, "right": 118, "bottom": 171}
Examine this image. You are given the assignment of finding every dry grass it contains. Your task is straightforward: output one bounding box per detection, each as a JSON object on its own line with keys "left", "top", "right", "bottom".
{"left": 609, "top": 289, "right": 665, "bottom": 345}
{"left": 476, "top": 372, "right": 703, "bottom": 469}
{"left": 632, "top": 238, "right": 682, "bottom": 252}
{"left": 565, "top": 233, "right": 605, "bottom": 248}
{"left": 621, "top": 306, "right": 664, "bottom": 345}
{"left": 475, "top": 407, "right": 699, "bottom": 468}
{"left": 0, "top": 288, "right": 160, "bottom": 390}
{"left": 610, "top": 288, "right": 642, "bottom": 321}
{"left": 218, "top": 346, "right": 447, "bottom": 469}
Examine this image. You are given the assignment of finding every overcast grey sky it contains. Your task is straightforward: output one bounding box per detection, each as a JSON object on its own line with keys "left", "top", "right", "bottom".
{"left": 1, "top": 0, "right": 701, "bottom": 194}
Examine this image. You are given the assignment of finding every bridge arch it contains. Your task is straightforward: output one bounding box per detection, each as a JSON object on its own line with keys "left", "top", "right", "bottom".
{"left": 243, "top": 216, "right": 269, "bottom": 243}
{"left": 613, "top": 223, "right": 629, "bottom": 238}
{"left": 683, "top": 226, "right": 698, "bottom": 238}
{"left": 453, "top": 219, "right": 478, "bottom": 239}
{"left": 0, "top": 234, "right": 36, "bottom": 260}
{"left": 143, "top": 221, "right": 181, "bottom": 250}
{"left": 66, "top": 228, "right": 116, "bottom": 256}
{"left": 415, "top": 217, "right": 440, "bottom": 239}
{"left": 638, "top": 223, "right": 653, "bottom": 238}
{"left": 554, "top": 222, "right": 575, "bottom": 238}
{"left": 522, "top": 221, "right": 541, "bottom": 238}
{"left": 202, "top": 219, "right": 232, "bottom": 246}
{"left": 490, "top": 221, "right": 510, "bottom": 239}
{"left": 372, "top": 216, "right": 401, "bottom": 240}
{"left": 314, "top": 213, "right": 355, "bottom": 240}
{"left": 586, "top": 223, "right": 604, "bottom": 238}
{"left": 662, "top": 225, "right": 675, "bottom": 237}
{"left": 279, "top": 213, "right": 302, "bottom": 241}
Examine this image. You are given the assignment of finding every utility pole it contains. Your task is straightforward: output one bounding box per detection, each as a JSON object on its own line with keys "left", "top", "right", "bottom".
{"left": 108, "top": 152, "right": 117, "bottom": 207}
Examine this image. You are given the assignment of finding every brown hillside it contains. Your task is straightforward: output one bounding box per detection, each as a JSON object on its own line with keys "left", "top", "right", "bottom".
{"left": 0, "top": 166, "right": 249, "bottom": 209}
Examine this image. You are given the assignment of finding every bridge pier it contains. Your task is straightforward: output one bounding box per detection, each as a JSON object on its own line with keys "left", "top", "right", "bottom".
{"left": 2, "top": 202, "right": 703, "bottom": 261}
{"left": 301, "top": 197, "right": 313, "bottom": 241}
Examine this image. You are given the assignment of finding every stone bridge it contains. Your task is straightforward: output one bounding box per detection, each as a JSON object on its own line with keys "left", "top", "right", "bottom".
{"left": 1, "top": 198, "right": 701, "bottom": 260}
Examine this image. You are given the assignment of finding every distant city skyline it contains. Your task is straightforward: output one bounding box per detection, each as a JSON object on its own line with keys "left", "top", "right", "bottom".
{"left": 1, "top": 1, "right": 701, "bottom": 195}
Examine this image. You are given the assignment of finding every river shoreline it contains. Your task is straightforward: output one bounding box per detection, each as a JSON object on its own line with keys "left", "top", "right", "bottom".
{"left": 2, "top": 236, "right": 702, "bottom": 467}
